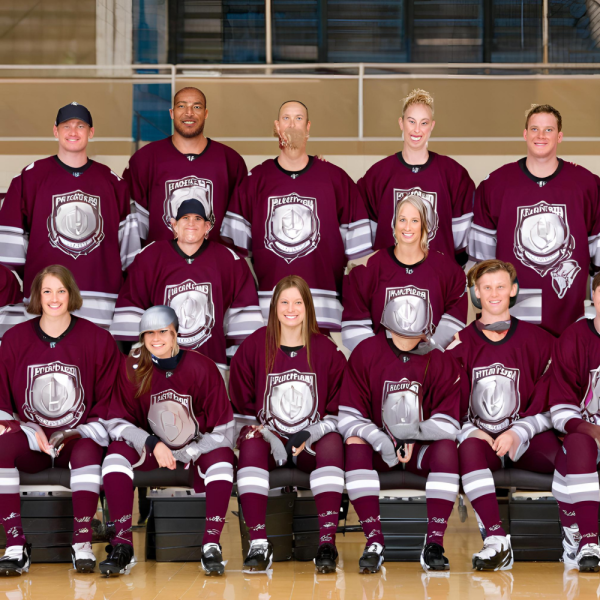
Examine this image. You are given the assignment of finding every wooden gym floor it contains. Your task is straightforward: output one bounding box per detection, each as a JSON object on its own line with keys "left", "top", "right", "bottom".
{"left": 0, "top": 494, "right": 595, "bottom": 600}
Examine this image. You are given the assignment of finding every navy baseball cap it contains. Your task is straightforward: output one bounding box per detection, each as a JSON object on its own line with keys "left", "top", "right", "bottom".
{"left": 175, "top": 199, "right": 208, "bottom": 221}
{"left": 55, "top": 102, "right": 93, "bottom": 127}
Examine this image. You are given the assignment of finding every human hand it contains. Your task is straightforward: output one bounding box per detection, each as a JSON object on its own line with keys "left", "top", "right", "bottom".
{"left": 154, "top": 441, "right": 177, "bottom": 470}
{"left": 397, "top": 443, "right": 414, "bottom": 464}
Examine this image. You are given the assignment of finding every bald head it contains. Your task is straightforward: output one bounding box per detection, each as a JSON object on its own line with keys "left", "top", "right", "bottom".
{"left": 278, "top": 100, "right": 309, "bottom": 120}
{"left": 174, "top": 87, "right": 207, "bottom": 108}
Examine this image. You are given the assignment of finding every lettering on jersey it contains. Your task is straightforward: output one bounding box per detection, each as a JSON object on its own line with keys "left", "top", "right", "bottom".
{"left": 582, "top": 367, "right": 600, "bottom": 424}
{"left": 261, "top": 370, "right": 318, "bottom": 436}
{"left": 514, "top": 201, "right": 580, "bottom": 299}
{"left": 147, "top": 389, "right": 199, "bottom": 450}
{"left": 164, "top": 280, "right": 215, "bottom": 349}
{"left": 470, "top": 363, "right": 520, "bottom": 434}
{"left": 24, "top": 362, "right": 85, "bottom": 428}
{"left": 47, "top": 191, "right": 104, "bottom": 259}
{"left": 381, "top": 286, "right": 434, "bottom": 337}
{"left": 381, "top": 379, "right": 423, "bottom": 435}
{"left": 392, "top": 187, "right": 439, "bottom": 241}
{"left": 264, "top": 193, "right": 320, "bottom": 263}
{"left": 163, "top": 177, "right": 214, "bottom": 231}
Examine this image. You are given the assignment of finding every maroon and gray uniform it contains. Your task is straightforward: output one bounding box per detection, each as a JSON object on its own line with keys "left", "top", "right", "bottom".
{"left": 0, "top": 316, "right": 119, "bottom": 546}
{"left": 342, "top": 248, "right": 467, "bottom": 351}
{"left": 0, "top": 156, "right": 140, "bottom": 328}
{"left": 358, "top": 152, "right": 475, "bottom": 257}
{"left": 221, "top": 157, "right": 373, "bottom": 330}
{"left": 468, "top": 159, "right": 600, "bottom": 335}
{"left": 123, "top": 137, "right": 247, "bottom": 245}
{"left": 229, "top": 327, "right": 347, "bottom": 545}
{"left": 110, "top": 240, "right": 263, "bottom": 373}
{"left": 102, "top": 349, "right": 235, "bottom": 546}
{"left": 0, "top": 265, "right": 21, "bottom": 341}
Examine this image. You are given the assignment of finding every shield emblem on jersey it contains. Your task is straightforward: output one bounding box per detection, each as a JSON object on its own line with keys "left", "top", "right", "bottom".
{"left": 163, "top": 177, "right": 214, "bottom": 230}
{"left": 164, "top": 280, "right": 215, "bottom": 349}
{"left": 393, "top": 187, "right": 439, "bottom": 241}
{"left": 147, "top": 390, "right": 199, "bottom": 450}
{"left": 381, "top": 379, "right": 423, "bottom": 430}
{"left": 583, "top": 368, "right": 600, "bottom": 420}
{"left": 24, "top": 362, "right": 85, "bottom": 429}
{"left": 381, "top": 286, "right": 433, "bottom": 338}
{"left": 48, "top": 191, "right": 104, "bottom": 259}
{"left": 262, "top": 370, "right": 319, "bottom": 436}
{"left": 264, "top": 194, "right": 320, "bottom": 263}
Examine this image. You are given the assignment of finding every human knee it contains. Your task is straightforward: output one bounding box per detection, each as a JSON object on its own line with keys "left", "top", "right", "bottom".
{"left": 458, "top": 437, "right": 488, "bottom": 474}
{"left": 314, "top": 432, "right": 344, "bottom": 470}
{"left": 238, "top": 435, "right": 270, "bottom": 469}
{"left": 69, "top": 437, "right": 103, "bottom": 469}
{"left": 346, "top": 436, "right": 367, "bottom": 445}
{"left": 428, "top": 440, "right": 459, "bottom": 473}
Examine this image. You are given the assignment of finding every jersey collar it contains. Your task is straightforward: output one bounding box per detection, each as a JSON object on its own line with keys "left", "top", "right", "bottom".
{"left": 518, "top": 157, "right": 563, "bottom": 188}
{"left": 395, "top": 151, "right": 434, "bottom": 173}
{"left": 170, "top": 238, "right": 210, "bottom": 264}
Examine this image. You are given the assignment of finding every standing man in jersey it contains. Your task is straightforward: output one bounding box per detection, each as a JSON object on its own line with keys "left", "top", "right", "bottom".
{"left": 0, "top": 103, "right": 140, "bottom": 329}
{"left": 468, "top": 104, "right": 600, "bottom": 336}
{"left": 123, "top": 87, "right": 247, "bottom": 246}
{"left": 221, "top": 100, "right": 373, "bottom": 331}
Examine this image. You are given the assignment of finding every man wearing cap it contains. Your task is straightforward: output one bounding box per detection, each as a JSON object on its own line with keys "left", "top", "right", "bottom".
{"left": 110, "top": 198, "right": 263, "bottom": 379}
{"left": 0, "top": 102, "right": 140, "bottom": 329}
{"left": 123, "top": 87, "right": 247, "bottom": 246}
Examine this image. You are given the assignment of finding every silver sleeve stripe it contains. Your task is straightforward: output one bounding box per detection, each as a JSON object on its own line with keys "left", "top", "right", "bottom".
{"left": 0, "top": 410, "right": 15, "bottom": 420}
{"left": 223, "top": 306, "right": 264, "bottom": 340}
{"left": 102, "top": 418, "right": 139, "bottom": 441}
{"left": 77, "top": 422, "right": 110, "bottom": 447}
{"left": 110, "top": 308, "right": 143, "bottom": 338}
{"left": 429, "top": 413, "right": 461, "bottom": 432}
{"left": 510, "top": 289, "right": 543, "bottom": 324}
{"left": 589, "top": 233, "right": 600, "bottom": 267}
{"left": 341, "top": 320, "right": 374, "bottom": 352}
{"left": 369, "top": 220, "right": 377, "bottom": 243}
{"left": 304, "top": 416, "right": 339, "bottom": 454}
{"left": 512, "top": 413, "right": 552, "bottom": 443}
{"left": 550, "top": 404, "right": 583, "bottom": 433}
{"left": 467, "top": 223, "right": 497, "bottom": 261}
{"left": 225, "top": 345, "right": 239, "bottom": 358}
{"left": 340, "top": 220, "right": 373, "bottom": 258}
{"left": 337, "top": 407, "right": 389, "bottom": 451}
{"left": 132, "top": 201, "right": 150, "bottom": 240}
{"left": 73, "top": 294, "right": 118, "bottom": 329}
{"left": 452, "top": 212, "right": 474, "bottom": 250}
{"left": 118, "top": 214, "right": 141, "bottom": 270}
{"left": 432, "top": 314, "right": 466, "bottom": 350}
{"left": 221, "top": 212, "right": 252, "bottom": 250}
{"left": 0, "top": 226, "right": 27, "bottom": 265}
{"left": 457, "top": 422, "right": 479, "bottom": 444}
{"left": 0, "top": 304, "right": 26, "bottom": 339}
{"left": 195, "top": 419, "right": 235, "bottom": 454}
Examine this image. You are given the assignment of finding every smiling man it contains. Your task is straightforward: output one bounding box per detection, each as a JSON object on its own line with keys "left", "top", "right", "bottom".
{"left": 123, "top": 87, "right": 247, "bottom": 246}
{"left": 0, "top": 102, "right": 140, "bottom": 330}
{"left": 468, "top": 104, "right": 600, "bottom": 336}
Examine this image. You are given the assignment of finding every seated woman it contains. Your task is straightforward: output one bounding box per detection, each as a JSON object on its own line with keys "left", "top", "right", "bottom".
{"left": 342, "top": 194, "right": 467, "bottom": 353}
{"left": 101, "top": 305, "right": 235, "bottom": 577}
{"left": 229, "top": 275, "right": 346, "bottom": 574}
{"left": 339, "top": 300, "right": 462, "bottom": 573}
{"left": 0, "top": 265, "right": 119, "bottom": 576}
{"left": 451, "top": 259, "right": 560, "bottom": 571}
{"left": 549, "top": 272, "right": 600, "bottom": 573}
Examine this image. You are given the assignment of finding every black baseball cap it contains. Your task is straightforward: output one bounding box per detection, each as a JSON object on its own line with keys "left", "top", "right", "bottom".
{"left": 175, "top": 199, "right": 208, "bottom": 221}
{"left": 55, "top": 102, "right": 93, "bottom": 127}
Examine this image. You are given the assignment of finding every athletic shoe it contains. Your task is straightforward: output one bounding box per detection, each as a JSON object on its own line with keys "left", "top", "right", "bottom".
{"left": 71, "top": 542, "right": 96, "bottom": 573}
{"left": 561, "top": 525, "right": 581, "bottom": 568}
{"left": 201, "top": 543, "right": 224, "bottom": 576}
{"left": 99, "top": 544, "right": 136, "bottom": 576}
{"left": 420, "top": 541, "right": 449, "bottom": 572}
{"left": 314, "top": 543, "right": 338, "bottom": 574}
{"left": 472, "top": 535, "right": 513, "bottom": 571}
{"left": 359, "top": 542, "right": 384, "bottom": 574}
{"left": 576, "top": 543, "right": 600, "bottom": 573}
{"left": 242, "top": 539, "right": 273, "bottom": 574}
{"left": 0, "top": 544, "right": 31, "bottom": 577}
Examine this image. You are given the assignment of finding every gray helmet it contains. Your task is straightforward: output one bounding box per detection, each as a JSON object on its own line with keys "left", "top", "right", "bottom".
{"left": 139, "top": 305, "right": 179, "bottom": 337}
{"left": 380, "top": 296, "right": 433, "bottom": 339}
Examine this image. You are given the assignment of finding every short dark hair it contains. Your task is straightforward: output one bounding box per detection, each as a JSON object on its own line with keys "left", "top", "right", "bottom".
{"left": 525, "top": 104, "right": 562, "bottom": 133}
{"left": 174, "top": 87, "right": 207, "bottom": 108}
{"left": 27, "top": 265, "right": 83, "bottom": 315}
{"left": 278, "top": 100, "right": 309, "bottom": 120}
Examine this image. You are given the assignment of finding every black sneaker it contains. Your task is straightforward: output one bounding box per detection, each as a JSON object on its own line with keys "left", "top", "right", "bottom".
{"left": 314, "top": 543, "right": 338, "bottom": 574}
{"left": 359, "top": 542, "right": 384, "bottom": 574}
{"left": 242, "top": 540, "right": 274, "bottom": 574}
{"left": 0, "top": 544, "right": 32, "bottom": 577}
{"left": 201, "top": 543, "right": 225, "bottom": 576}
{"left": 472, "top": 535, "right": 514, "bottom": 571}
{"left": 577, "top": 543, "right": 600, "bottom": 573}
{"left": 420, "top": 542, "right": 450, "bottom": 572}
{"left": 99, "top": 544, "right": 136, "bottom": 576}
{"left": 71, "top": 542, "right": 96, "bottom": 573}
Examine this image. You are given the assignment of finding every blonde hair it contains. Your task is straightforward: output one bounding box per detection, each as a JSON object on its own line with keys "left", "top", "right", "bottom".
{"left": 393, "top": 195, "right": 429, "bottom": 256}
{"left": 525, "top": 104, "right": 562, "bottom": 133}
{"left": 402, "top": 89, "right": 434, "bottom": 118}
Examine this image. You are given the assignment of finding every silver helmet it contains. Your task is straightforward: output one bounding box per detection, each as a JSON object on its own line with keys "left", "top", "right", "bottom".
{"left": 139, "top": 305, "right": 179, "bottom": 338}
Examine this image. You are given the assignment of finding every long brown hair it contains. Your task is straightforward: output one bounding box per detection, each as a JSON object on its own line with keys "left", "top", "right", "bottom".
{"left": 394, "top": 194, "right": 430, "bottom": 257}
{"left": 266, "top": 276, "right": 319, "bottom": 374}
{"left": 27, "top": 265, "right": 83, "bottom": 315}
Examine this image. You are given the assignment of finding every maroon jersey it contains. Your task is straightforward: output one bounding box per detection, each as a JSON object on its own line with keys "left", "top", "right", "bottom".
{"left": 342, "top": 248, "right": 467, "bottom": 351}
{"left": 358, "top": 152, "right": 475, "bottom": 257}
{"left": 107, "top": 349, "right": 233, "bottom": 450}
{"left": 468, "top": 159, "right": 600, "bottom": 335}
{"left": 123, "top": 137, "right": 247, "bottom": 245}
{"left": 0, "top": 316, "right": 119, "bottom": 439}
{"left": 229, "top": 327, "right": 346, "bottom": 439}
{"left": 0, "top": 156, "right": 140, "bottom": 328}
{"left": 549, "top": 318, "right": 600, "bottom": 432}
{"left": 110, "top": 240, "right": 263, "bottom": 370}
{"left": 0, "top": 265, "right": 22, "bottom": 341}
{"left": 451, "top": 318, "right": 554, "bottom": 450}
{"left": 221, "top": 157, "right": 373, "bottom": 330}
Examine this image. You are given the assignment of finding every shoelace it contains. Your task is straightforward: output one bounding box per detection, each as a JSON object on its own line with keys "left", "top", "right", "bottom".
{"left": 203, "top": 543, "right": 220, "bottom": 555}
{"left": 0, "top": 547, "right": 23, "bottom": 560}
{"left": 366, "top": 543, "right": 382, "bottom": 554}
{"left": 247, "top": 542, "right": 268, "bottom": 558}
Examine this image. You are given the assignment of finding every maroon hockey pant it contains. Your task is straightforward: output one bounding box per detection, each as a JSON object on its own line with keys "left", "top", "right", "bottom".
{"left": 0, "top": 430, "right": 103, "bottom": 547}
{"left": 102, "top": 441, "right": 234, "bottom": 548}
{"left": 460, "top": 430, "right": 560, "bottom": 537}
{"left": 237, "top": 433, "right": 345, "bottom": 546}
{"left": 345, "top": 440, "right": 460, "bottom": 547}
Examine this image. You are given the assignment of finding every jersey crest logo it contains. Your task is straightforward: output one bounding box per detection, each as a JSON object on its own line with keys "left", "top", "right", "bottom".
{"left": 582, "top": 368, "right": 600, "bottom": 423}
{"left": 381, "top": 379, "right": 423, "bottom": 438}
{"left": 47, "top": 191, "right": 104, "bottom": 259}
{"left": 261, "top": 370, "right": 319, "bottom": 436}
{"left": 147, "top": 389, "right": 199, "bottom": 450}
{"left": 163, "top": 177, "right": 214, "bottom": 231}
{"left": 470, "top": 363, "right": 520, "bottom": 434}
{"left": 392, "top": 187, "right": 439, "bottom": 242}
{"left": 381, "top": 286, "right": 434, "bottom": 338}
{"left": 164, "top": 280, "right": 215, "bottom": 349}
{"left": 514, "top": 201, "right": 580, "bottom": 299}
{"left": 24, "top": 362, "right": 85, "bottom": 428}
{"left": 264, "top": 193, "right": 320, "bottom": 263}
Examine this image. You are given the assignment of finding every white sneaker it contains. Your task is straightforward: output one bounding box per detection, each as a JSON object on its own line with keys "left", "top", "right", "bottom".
{"left": 359, "top": 542, "right": 385, "bottom": 574}
{"left": 576, "top": 543, "right": 600, "bottom": 573}
{"left": 0, "top": 544, "right": 31, "bottom": 576}
{"left": 472, "top": 535, "right": 514, "bottom": 571}
{"left": 561, "top": 525, "right": 581, "bottom": 568}
{"left": 71, "top": 542, "right": 96, "bottom": 574}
